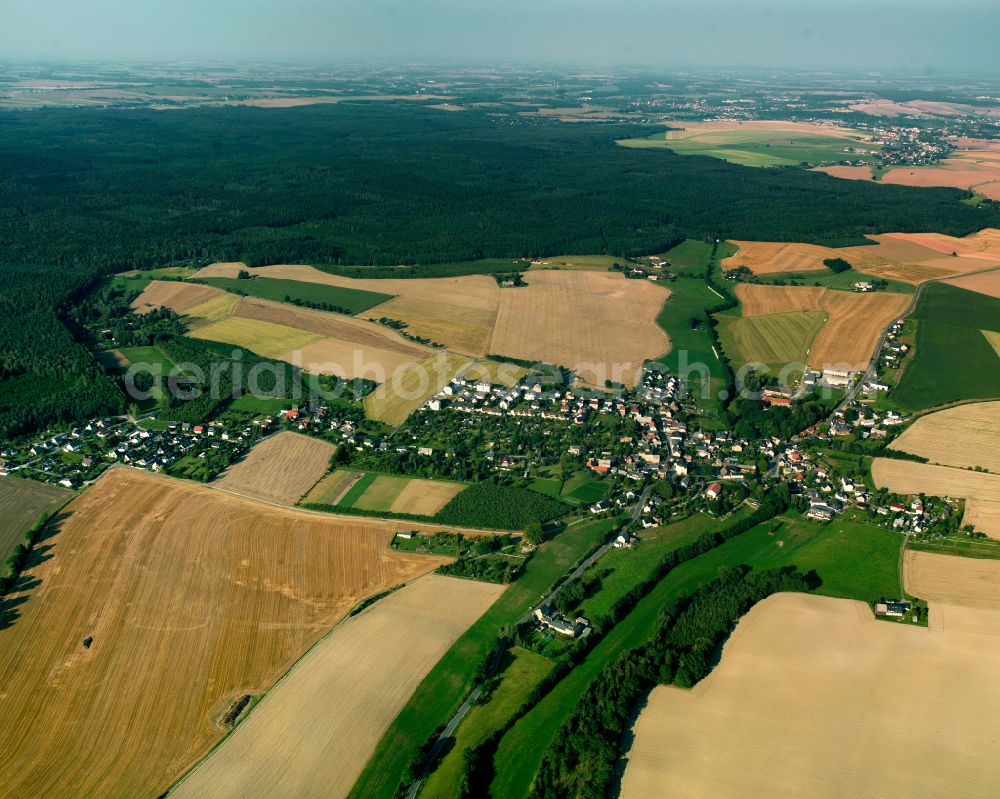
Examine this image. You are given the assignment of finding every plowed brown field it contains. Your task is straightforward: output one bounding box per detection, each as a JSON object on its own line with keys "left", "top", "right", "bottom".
{"left": 213, "top": 432, "right": 336, "bottom": 505}
{"left": 945, "top": 270, "right": 1000, "bottom": 298}
{"left": 0, "top": 468, "right": 448, "bottom": 799}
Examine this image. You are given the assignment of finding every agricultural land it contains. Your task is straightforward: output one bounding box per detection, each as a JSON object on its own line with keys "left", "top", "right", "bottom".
{"left": 890, "top": 283, "right": 1000, "bottom": 410}
{"left": 0, "top": 468, "right": 449, "bottom": 799}
{"left": 888, "top": 402, "right": 1000, "bottom": 473}
{"left": 903, "top": 550, "right": 1000, "bottom": 611}
{"left": 731, "top": 283, "right": 909, "bottom": 370}
{"left": 616, "top": 120, "right": 877, "bottom": 167}
{"left": 620, "top": 592, "right": 1000, "bottom": 799}
{"left": 306, "top": 468, "right": 467, "bottom": 517}
{"left": 170, "top": 575, "right": 503, "bottom": 799}
{"left": 0, "top": 475, "right": 72, "bottom": 562}
{"left": 872, "top": 458, "right": 1000, "bottom": 538}
{"left": 364, "top": 352, "right": 471, "bottom": 426}
{"left": 213, "top": 431, "right": 336, "bottom": 505}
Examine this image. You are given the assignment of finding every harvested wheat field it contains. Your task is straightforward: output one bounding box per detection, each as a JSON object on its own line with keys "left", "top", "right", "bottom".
{"left": 226, "top": 262, "right": 500, "bottom": 356}
{"left": 819, "top": 151, "right": 1000, "bottom": 200}
{"left": 723, "top": 241, "right": 839, "bottom": 275}
{"left": 734, "top": 284, "right": 909, "bottom": 369}
{"left": 388, "top": 479, "right": 466, "bottom": 516}
{"left": 489, "top": 270, "right": 669, "bottom": 387}
{"left": 872, "top": 458, "right": 1000, "bottom": 538}
{"left": 889, "top": 402, "right": 1000, "bottom": 473}
{"left": 213, "top": 432, "right": 336, "bottom": 505}
{"left": 0, "top": 475, "right": 71, "bottom": 561}
{"left": 904, "top": 550, "right": 1000, "bottom": 611}
{"left": 461, "top": 358, "right": 529, "bottom": 388}
{"left": 189, "top": 315, "right": 324, "bottom": 359}
{"left": 945, "top": 269, "right": 1000, "bottom": 299}
{"left": 365, "top": 351, "right": 471, "bottom": 426}
{"left": 0, "top": 468, "right": 450, "bottom": 799}
{"left": 131, "top": 280, "right": 229, "bottom": 316}
{"left": 620, "top": 592, "right": 1000, "bottom": 799}
{"left": 170, "top": 574, "right": 503, "bottom": 799}
{"left": 725, "top": 231, "right": 1000, "bottom": 283}
{"left": 985, "top": 330, "right": 1000, "bottom": 358}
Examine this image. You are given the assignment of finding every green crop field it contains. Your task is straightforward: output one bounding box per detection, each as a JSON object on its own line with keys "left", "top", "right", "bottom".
{"left": 0, "top": 476, "right": 72, "bottom": 564}
{"left": 618, "top": 126, "right": 876, "bottom": 168}
{"left": 346, "top": 516, "right": 619, "bottom": 799}
{"left": 352, "top": 475, "right": 409, "bottom": 511}
{"left": 527, "top": 472, "right": 608, "bottom": 505}
{"left": 892, "top": 283, "right": 1000, "bottom": 410}
{"left": 654, "top": 241, "right": 735, "bottom": 409}
{"left": 489, "top": 511, "right": 901, "bottom": 796}
{"left": 715, "top": 309, "right": 827, "bottom": 372}
{"left": 419, "top": 647, "right": 554, "bottom": 799}
{"left": 194, "top": 275, "right": 392, "bottom": 314}
{"left": 336, "top": 472, "right": 378, "bottom": 508}
{"left": 658, "top": 239, "right": 714, "bottom": 276}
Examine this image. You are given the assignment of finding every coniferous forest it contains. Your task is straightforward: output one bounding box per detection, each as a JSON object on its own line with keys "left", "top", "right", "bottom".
{"left": 1, "top": 103, "right": 997, "bottom": 437}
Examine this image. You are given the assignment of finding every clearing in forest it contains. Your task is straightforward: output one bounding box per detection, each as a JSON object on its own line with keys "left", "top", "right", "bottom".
{"left": 871, "top": 458, "right": 1000, "bottom": 538}
{"left": 889, "top": 402, "right": 1000, "bottom": 473}
{"left": 616, "top": 120, "right": 875, "bottom": 167}
{"left": 213, "top": 432, "right": 336, "bottom": 505}
{"left": 620, "top": 592, "right": 1000, "bottom": 799}
{"left": 0, "top": 468, "right": 448, "bottom": 799}
{"left": 169, "top": 575, "right": 504, "bottom": 799}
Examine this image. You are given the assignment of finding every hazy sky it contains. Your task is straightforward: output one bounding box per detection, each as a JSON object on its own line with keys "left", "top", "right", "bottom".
{"left": 3, "top": 0, "right": 999, "bottom": 73}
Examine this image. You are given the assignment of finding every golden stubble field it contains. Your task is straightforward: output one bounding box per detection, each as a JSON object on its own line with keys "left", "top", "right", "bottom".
{"left": 903, "top": 549, "right": 1000, "bottom": 610}
{"left": 872, "top": 458, "right": 1000, "bottom": 538}
{"left": 197, "top": 263, "right": 671, "bottom": 387}
{"left": 213, "top": 431, "right": 336, "bottom": 505}
{"left": 889, "top": 402, "right": 1000, "bottom": 473}
{"left": 0, "top": 468, "right": 450, "bottom": 799}
{"left": 733, "top": 284, "right": 909, "bottom": 370}
{"left": 725, "top": 229, "right": 1000, "bottom": 283}
{"left": 621, "top": 592, "right": 1000, "bottom": 799}
{"left": 0, "top": 475, "right": 72, "bottom": 559}
{"left": 489, "top": 270, "right": 669, "bottom": 387}
{"left": 170, "top": 574, "right": 504, "bottom": 799}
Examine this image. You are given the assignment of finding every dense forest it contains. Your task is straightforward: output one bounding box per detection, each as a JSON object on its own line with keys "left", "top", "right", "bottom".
{"left": 0, "top": 104, "right": 996, "bottom": 437}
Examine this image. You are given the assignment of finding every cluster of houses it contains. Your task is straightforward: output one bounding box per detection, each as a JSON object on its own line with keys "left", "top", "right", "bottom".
{"left": 877, "top": 318, "right": 911, "bottom": 373}
{"left": 534, "top": 605, "right": 591, "bottom": 639}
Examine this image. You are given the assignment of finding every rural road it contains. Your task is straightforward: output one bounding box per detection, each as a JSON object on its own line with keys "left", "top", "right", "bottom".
{"left": 403, "top": 685, "right": 484, "bottom": 799}
{"left": 519, "top": 484, "right": 654, "bottom": 625}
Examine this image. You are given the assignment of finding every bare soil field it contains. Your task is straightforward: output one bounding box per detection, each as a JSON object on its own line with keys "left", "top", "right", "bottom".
{"left": 0, "top": 468, "right": 448, "bottom": 799}
{"left": 0, "top": 476, "right": 71, "bottom": 561}
{"left": 364, "top": 352, "right": 471, "bottom": 426}
{"left": 904, "top": 550, "right": 1000, "bottom": 610}
{"left": 733, "top": 285, "right": 908, "bottom": 369}
{"left": 131, "top": 280, "right": 228, "bottom": 315}
{"left": 945, "top": 269, "right": 1000, "bottom": 299}
{"left": 213, "top": 432, "right": 336, "bottom": 505}
{"left": 620, "top": 592, "right": 1000, "bottom": 799}
{"left": 725, "top": 232, "right": 1000, "bottom": 283}
{"left": 872, "top": 458, "right": 1000, "bottom": 538}
{"left": 489, "top": 270, "right": 669, "bottom": 387}
{"left": 889, "top": 402, "right": 1000, "bottom": 473}
{"left": 170, "top": 574, "right": 503, "bottom": 799}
